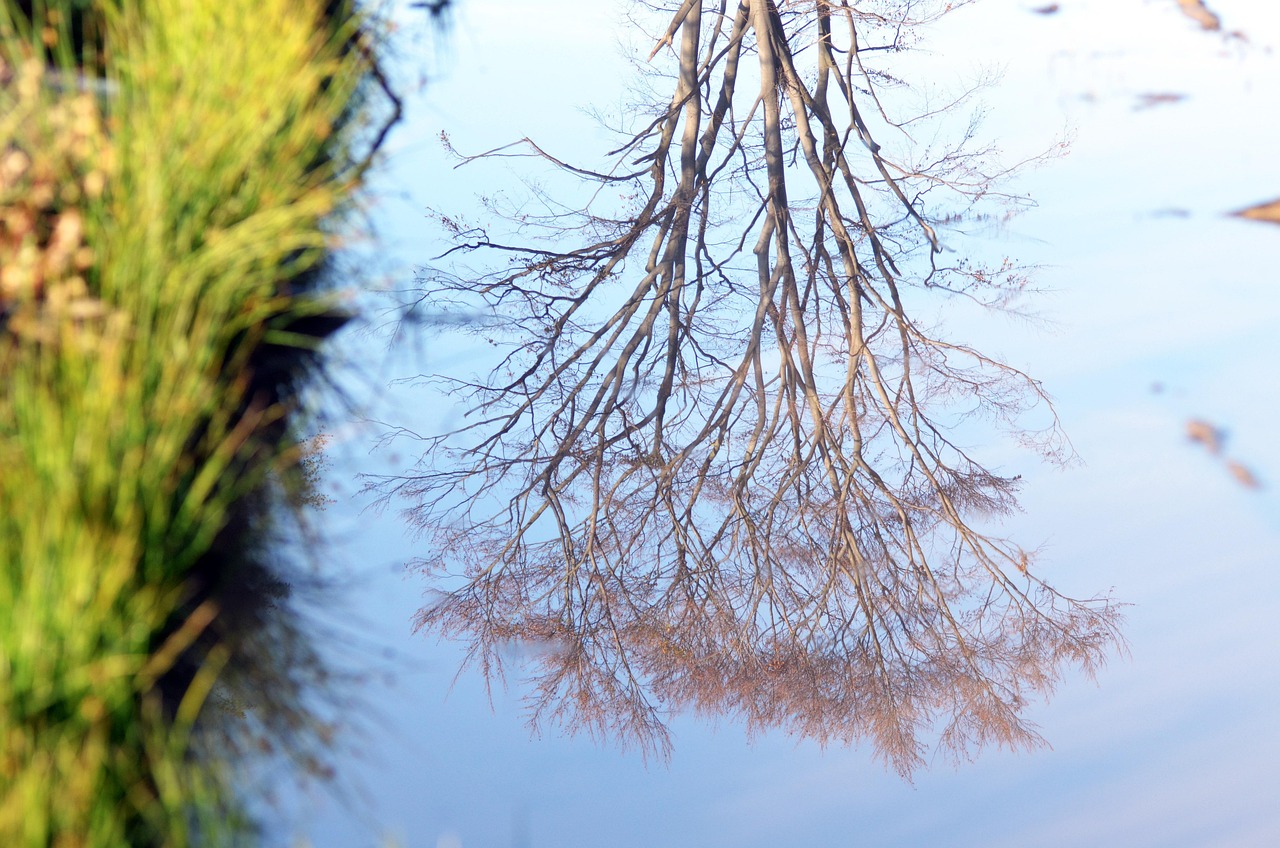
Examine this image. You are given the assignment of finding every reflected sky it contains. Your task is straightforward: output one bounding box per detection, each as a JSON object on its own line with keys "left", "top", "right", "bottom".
{"left": 279, "top": 0, "right": 1280, "bottom": 845}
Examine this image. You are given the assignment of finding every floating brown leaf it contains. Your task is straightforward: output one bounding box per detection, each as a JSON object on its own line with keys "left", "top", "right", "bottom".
{"left": 1177, "top": 0, "right": 1221, "bottom": 30}
{"left": 1232, "top": 198, "right": 1280, "bottom": 225}
{"left": 1225, "top": 461, "right": 1262, "bottom": 490}
{"left": 1134, "top": 92, "right": 1187, "bottom": 111}
{"left": 1186, "top": 419, "right": 1224, "bottom": 454}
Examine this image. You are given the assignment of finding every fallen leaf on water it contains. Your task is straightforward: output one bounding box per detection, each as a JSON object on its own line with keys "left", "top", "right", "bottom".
{"left": 1177, "top": 0, "right": 1221, "bottom": 30}
{"left": 1186, "top": 419, "right": 1224, "bottom": 454}
{"left": 1232, "top": 198, "right": 1280, "bottom": 225}
{"left": 1134, "top": 92, "right": 1187, "bottom": 110}
{"left": 1225, "top": 461, "right": 1262, "bottom": 490}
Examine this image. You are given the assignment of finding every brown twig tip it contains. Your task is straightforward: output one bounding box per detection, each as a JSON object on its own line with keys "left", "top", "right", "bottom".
{"left": 1176, "top": 0, "right": 1221, "bottom": 30}
{"left": 647, "top": 35, "right": 674, "bottom": 61}
{"left": 646, "top": 0, "right": 697, "bottom": 62}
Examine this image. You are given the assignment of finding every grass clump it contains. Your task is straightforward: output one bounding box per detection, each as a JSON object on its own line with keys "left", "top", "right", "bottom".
{"left": 0, "top": 0, "right": 375, "bottom": 843}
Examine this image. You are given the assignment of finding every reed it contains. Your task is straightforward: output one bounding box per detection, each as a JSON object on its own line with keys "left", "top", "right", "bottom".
{"left": 1, "top": 0, "right": 370, "bottom": 842}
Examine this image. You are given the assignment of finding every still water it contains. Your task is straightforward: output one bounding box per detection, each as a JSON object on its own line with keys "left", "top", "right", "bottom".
{"left": 275, "top": 1, "right": 1280, "bottom": 845}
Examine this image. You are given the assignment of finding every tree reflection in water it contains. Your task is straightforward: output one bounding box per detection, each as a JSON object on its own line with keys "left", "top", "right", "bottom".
{"left": 369, "top": 0, "right": 1125, "bottom": 777}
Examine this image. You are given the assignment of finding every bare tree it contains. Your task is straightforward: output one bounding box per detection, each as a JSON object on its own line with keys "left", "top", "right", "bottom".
{"left": 370, "top": 0, "right": 1123, "bottom": 776}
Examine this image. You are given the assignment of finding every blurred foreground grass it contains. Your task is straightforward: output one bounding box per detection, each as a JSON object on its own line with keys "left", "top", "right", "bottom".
{"left": 1, "top": 0, "right": 373, "bottom": 842}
